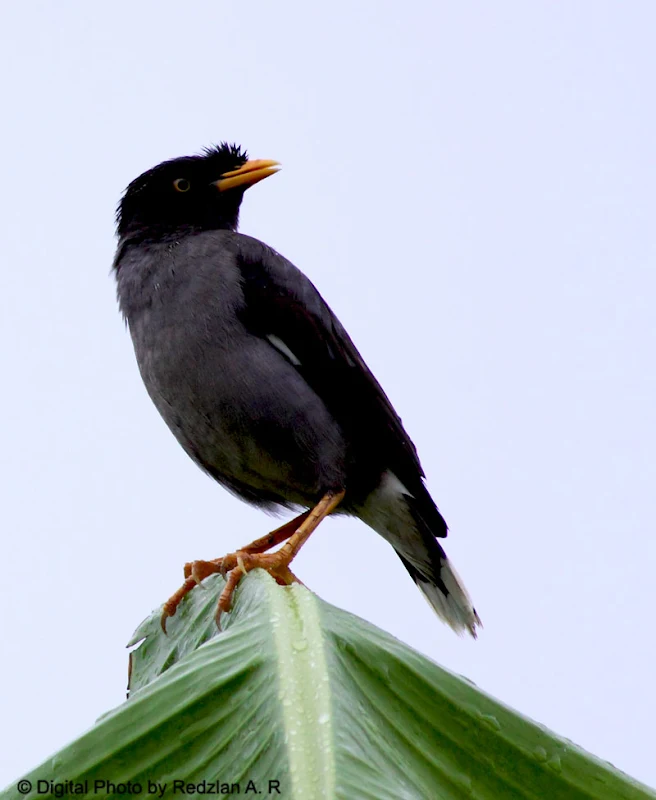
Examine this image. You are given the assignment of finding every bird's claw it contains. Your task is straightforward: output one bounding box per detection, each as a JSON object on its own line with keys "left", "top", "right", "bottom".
{"left": 159, "top": 492, "right": 343, "bottom": 633}
{"left": 162, "top": 550, "right": 303, "bottom": 633}
{"left": 161, "top": 558, "right": 227, "bottom": 632}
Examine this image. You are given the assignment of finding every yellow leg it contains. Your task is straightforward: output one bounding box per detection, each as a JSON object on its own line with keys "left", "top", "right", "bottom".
{"left": 160, "top": 493, "right": 344, "bottom": 631}
{"left": 216, "top": 489, "right": 345, "bottom": 620}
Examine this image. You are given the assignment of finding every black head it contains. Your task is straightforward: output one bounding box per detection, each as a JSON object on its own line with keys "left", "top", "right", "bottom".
{"left": 116, "top": 143, "right": 279, "bottom": 242}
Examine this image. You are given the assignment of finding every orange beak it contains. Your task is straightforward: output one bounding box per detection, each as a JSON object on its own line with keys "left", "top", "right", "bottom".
{"left": 214, "top": 159, "right": 281, "bottom": 192}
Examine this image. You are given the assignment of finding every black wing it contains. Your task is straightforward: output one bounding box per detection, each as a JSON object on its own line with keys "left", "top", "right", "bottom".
{"left": 235, "top": 235, "right": 447, "bottom": 536}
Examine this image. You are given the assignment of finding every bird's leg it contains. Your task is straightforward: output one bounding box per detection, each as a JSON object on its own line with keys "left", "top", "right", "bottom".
{"left": 227, "top": 510, "right": 312, "bottom": 557}
{"left": 160, "top": 509, "right": 312, "bottom": 631}
{"left": 216, "top": 489, "right": 345, "bottom": 623}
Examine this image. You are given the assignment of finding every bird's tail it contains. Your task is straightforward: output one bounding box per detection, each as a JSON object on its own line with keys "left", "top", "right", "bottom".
{"left": 396, "top": 548, "right": 481, "bottom": 637}
{"left": 358, "top": 471, "right": 481, "bottom": 637}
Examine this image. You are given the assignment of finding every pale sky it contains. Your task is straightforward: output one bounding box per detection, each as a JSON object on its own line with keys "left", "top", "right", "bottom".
{"left": 1, "top": 0, "right": 655, "bottom": 791}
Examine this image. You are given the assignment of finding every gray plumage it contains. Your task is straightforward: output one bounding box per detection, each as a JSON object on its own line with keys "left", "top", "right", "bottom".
{"left": 114, "top": 145, "right": 481, "bottom": 636}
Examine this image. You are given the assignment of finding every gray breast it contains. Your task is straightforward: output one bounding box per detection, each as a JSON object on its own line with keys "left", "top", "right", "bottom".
{"left": 115, "top": 232, "right": 347, "bottom": 507}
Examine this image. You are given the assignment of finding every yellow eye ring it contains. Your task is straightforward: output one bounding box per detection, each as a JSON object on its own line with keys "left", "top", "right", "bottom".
{"left": 173, "top": 178, "right": 191, "bottom": 193}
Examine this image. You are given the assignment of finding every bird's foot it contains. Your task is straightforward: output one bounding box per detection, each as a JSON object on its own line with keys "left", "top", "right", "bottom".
{"left": 212, "top": 489, "right": 344, "bottom": 623}
{"left": 159, "top": 552, "right": 302, "bottom": 632}
{"left": 159, "top": 489, "right": 344, "bottom": 633}
{"left": 160, "top": 558, "right": 222, "bottom": 632}
{"left": 159, "top": 508, "right": 313, "bottom": 633}
{"left": 217, "top": 551, "right": 303, "bottom": 619}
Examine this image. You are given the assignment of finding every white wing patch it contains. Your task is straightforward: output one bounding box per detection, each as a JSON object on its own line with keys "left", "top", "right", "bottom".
{"left": 266, "top": 334, "right": 302, "bottom": 366}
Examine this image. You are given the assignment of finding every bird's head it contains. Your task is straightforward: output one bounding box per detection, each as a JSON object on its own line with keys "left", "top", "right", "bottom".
{"left": 116, "top": 143, "right": 280, "bottom": 241}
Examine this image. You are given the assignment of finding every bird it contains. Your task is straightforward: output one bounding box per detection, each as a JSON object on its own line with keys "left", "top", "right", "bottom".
{"left": 113, "top": 143, "right": 481, "bottom": 636}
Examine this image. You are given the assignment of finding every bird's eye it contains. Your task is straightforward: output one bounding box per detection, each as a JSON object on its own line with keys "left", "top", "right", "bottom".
{"left": 173, "top": 178, "right": 191, "bottom": 193}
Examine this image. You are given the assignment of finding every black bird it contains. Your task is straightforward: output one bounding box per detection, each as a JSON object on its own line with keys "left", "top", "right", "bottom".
{"left": 114, "top": 143, "right": 481, "bottom": 636}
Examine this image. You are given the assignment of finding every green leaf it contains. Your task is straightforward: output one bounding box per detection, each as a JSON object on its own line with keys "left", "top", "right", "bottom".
{"left": 3, "top": 571, "right": 654, "bottom": 799}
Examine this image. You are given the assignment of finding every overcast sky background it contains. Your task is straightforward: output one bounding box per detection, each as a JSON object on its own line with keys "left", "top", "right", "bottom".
{"left": 1, "top": 0, "right": 654, "bottom": 791}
